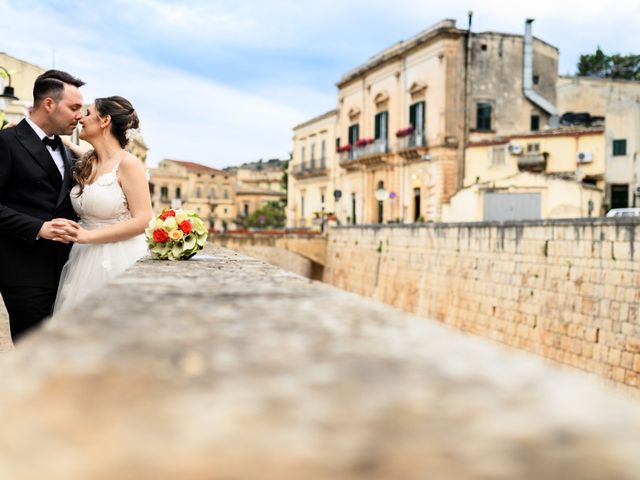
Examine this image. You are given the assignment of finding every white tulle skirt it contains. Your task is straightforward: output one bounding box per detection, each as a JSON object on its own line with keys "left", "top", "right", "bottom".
{"left": 53, "top": 233, "right": 147, "bottom": 314}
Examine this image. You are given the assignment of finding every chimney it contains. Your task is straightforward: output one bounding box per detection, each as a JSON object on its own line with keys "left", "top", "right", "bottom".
{"left": 523, "top": 19, "right": 559, "bottom": 128}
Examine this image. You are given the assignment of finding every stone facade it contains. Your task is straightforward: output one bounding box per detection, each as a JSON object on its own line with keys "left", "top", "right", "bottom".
{"left": 443, "top": 127, "right": 605, "bottom": 221}
{"left": 0, "top": 52, "right": 45, "bottom": 124}
{"left": 288, "top": 19, "right": 559, "bottom": 225}
{"left": 324, "top": 220, "right": 640, "bottom": 388}
{"left": 149, "top": 159, "right": 236, "bottom": 229}
{"left": 557, "top": 76, "right": 640, "bottom": 209}
{"left": 289, "top": 110, "right": 338, "bottom": 228}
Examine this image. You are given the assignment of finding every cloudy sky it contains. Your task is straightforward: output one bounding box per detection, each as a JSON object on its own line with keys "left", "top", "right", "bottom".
{"left": 1, "top": 0, "right": 638, "bottom": 168}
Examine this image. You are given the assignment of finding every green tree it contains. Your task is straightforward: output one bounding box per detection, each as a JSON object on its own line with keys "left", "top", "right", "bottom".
{"left": 280, "top": 154, "right": 290, "bottom": 207}
{"left": 577, "top": 47, "right": 640, "bottom": 80}
{"left": 244, "top": 201, "right": 286, "bottom": 229}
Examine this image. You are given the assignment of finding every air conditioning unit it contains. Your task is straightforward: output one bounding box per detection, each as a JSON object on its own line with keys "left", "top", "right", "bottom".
{"left": 576, "top": 151, "right": 593, "bottom": 163}
{"left": 507, "top": 143, "right": 523, "bottom": 155}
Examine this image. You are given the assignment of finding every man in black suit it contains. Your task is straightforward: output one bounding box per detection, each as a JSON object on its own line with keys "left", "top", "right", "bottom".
{"left": 0, "top": 70, "right": 85, "bottom": 342}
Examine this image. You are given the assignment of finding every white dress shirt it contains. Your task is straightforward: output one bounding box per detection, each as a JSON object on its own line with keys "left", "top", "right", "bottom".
{"left": 25, "top": 117, "right": 65, "bottom": 179}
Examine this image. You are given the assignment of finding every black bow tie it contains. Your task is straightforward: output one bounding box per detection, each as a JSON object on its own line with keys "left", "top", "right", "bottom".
{"left": 42, "top": 135, "right": 62, "bottom": 151}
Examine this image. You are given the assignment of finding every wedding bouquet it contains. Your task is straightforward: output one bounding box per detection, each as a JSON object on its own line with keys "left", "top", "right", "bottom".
{"left": 145, "top": 208, "right": 208, "bottom": 260}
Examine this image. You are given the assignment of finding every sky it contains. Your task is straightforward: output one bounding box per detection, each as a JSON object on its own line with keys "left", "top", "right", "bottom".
{"left": 1, "top": 0, "right": 639, "bottom": 169}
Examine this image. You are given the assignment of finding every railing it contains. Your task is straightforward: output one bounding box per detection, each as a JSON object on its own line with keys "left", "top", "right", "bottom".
{"left": 397, "top": 130, "right": 427, "bottom": 150}
{"left": 339, "top": 139, "right": 389, "bottom": 166}
{"left": 290, "top": 161, "right": 329, "bottom": 179}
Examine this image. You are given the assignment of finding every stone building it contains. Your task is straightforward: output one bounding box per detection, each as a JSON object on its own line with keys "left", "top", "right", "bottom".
{"left": 557, "top": 76, "right": 640, "bottom": 210}
{"left": 288, "top": 18, "right": 559, "bottom": 225}
{"left": 288, "top": 110, "right": 338, "bottom": 227}
{"left": 443, "top": 126, "right": 604, "bottom": 221}
{"left": 149, "top": 159, "right": 236, "bottom": 230}
{"left": 226, "top": 159, "right": 287, "bottom": 224}
{"left": 0, "top": 52, "right": 45, "bottom": 124}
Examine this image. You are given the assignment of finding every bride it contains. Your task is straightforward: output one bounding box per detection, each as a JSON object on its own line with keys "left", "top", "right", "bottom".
{"left": 52, "top": 96, "right": 152, "bottom": 313}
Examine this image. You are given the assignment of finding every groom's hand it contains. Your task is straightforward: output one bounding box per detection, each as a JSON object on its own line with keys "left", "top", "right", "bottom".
{"left": 39, "top": 219, "right": 80, "bottom": 243}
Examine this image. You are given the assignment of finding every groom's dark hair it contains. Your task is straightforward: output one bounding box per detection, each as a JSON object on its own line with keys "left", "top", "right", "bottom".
{"left": 33, "top": 69, "right": 85, "bottom": 107}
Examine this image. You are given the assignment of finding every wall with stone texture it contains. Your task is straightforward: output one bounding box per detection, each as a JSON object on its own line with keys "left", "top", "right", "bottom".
{"left": 324, "top": 219, "right": 640, "bottom": 388}
{"left": 2, "top": 245, "right": 640, "bottom": 479}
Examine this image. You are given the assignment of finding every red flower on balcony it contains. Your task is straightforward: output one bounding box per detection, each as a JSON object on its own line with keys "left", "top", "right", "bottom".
{"left": 356, "top": 138, "right": 374, "bottom": 147}
{"left": 336, "top": 144, "right": 353, "bottom": 153}
{"left": 395, "top": 126, "right": 414, "bottom": 138}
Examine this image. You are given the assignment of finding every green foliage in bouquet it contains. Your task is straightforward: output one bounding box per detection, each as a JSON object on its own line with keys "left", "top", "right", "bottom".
{"left": 145, "top": 209, "right": 208, "bottom": 260}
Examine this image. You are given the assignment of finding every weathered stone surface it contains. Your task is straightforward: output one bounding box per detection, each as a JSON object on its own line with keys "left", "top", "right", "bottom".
{"left": 1, "top": 245, "right": 640, "bottom": 479}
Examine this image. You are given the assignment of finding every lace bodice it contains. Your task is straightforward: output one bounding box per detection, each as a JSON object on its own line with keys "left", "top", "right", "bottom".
{"left": 70, "top": 163, "right": 131, "bottom": 227}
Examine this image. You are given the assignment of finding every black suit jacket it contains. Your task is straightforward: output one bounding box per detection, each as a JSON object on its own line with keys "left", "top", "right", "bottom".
{"left": 0, "top": 119, "right": 77, "bottom": 287}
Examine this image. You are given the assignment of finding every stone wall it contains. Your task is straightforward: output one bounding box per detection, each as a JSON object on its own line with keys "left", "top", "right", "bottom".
{"left": 2, "top": 245, "right": 640, "bottom": 478}
{"left": 324, "top": 219, "right": 640, "bottom": 388}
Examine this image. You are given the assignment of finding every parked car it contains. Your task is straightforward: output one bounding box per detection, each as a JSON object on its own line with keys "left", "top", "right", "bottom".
{"left": 606, "top": 208, "right": 640, "bottom": 218}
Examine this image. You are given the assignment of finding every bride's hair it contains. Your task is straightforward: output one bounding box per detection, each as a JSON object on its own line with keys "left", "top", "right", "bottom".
{"left": 73, "top": 96, "right": 140, "bottom": 194}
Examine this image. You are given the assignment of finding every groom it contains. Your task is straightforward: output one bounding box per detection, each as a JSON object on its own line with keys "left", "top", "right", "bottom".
{"left": 0, "top": 69, "right": 84, "bottom": 342}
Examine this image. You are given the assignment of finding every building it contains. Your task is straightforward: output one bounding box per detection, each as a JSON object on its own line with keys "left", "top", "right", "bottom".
{"left": 288, "top": 18, "right": 560, "bottom": 225}
{"left": 557, "top": 76, "right": 640, "bottom": 210}
{"left": 226, "top": 159, "right": 287, "bottom": 224}
{"left": 443, "top": 126, "right": 604, "bottom": 221}
{"left": 0, "top": 52, "right": 45, "bottom": 124}
{"left": 149, "top": 160, "right": 236, "bottom": 230}
{"left": 288, "top": 110, "right": 338, "bottom": 227}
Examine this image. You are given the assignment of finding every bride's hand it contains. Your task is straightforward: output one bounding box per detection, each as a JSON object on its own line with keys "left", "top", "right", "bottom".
{"left": 73, "top": 226, "right": 95, "bottom": 244}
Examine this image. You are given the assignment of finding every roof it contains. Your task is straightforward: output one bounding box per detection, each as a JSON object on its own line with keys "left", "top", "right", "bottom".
{"left": 293, "top": 109, "right": 338, "bottom": 131}
{"left": 337, "top": 20, "right": 559, "bottom": 88}
{"left": 163, "top": 159, "right": 226, "bottom": 174}
{"left": 467, "top": 126, "right": 605, "bottom": 147}
{"left": 236, "top": 187, "right": 286, "bottom": 196}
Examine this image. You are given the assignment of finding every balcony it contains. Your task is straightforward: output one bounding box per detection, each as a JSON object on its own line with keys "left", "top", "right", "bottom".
{"left": 397, "top": 130, "right": 428, "bottom": 162}
{"left": 291, "top": 161, "right": 329, "bottom": 179}
{"left": 339, "top": 139, "right": 391, "bottom": 169}
{"left": 518, "top": 153, "right": 547, "bottom": 173}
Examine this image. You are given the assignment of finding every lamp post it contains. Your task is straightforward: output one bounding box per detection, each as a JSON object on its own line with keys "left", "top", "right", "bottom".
{"left": 0, "top": 66, "right": 19, "bottom": 103}
{"left": 0, "top": 66, "right": 19, "bottom": 128}
{"left": 374, "top": 181, "right": 388, "bottom": 224}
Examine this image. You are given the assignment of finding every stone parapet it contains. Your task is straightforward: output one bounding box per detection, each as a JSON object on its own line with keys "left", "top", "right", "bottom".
{"left": 1, "top": 246, "right": 640, "bottom": 478}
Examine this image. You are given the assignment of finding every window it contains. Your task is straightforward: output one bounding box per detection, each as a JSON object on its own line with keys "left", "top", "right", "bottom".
{"left": 175, "top": 187, "right": 181, "bottom": 199}
{"left": 301, "top": 194, "right": 305, "bottom": 218}
{"left": 409, "top": 101, "right": 425, "bottom": 133}
{"left": 476, "top": 102, "right": 492, "bottom": 131}
{"left": 243, "top": 203, "right": 249, "bottom": 216}
{"left": 613, "top": 139, "right": 627, "bottom": 156}
{"left": 527, "top": 143, "right": 540, "bottom": 153}
{"left": 348, "top": 124, "right": 359, "bottom": 146}
{"left": 335, "top": 138, "right": 340, "bottom": 150}
{"left": 160, "top": 186, "right": 168, "bottom": 200}
{"left": 321, "top": 140, "right": 326, "bottom": 169}
{"left": 223, "top": 189, "right": 229, "bottom": 199}
{"left": 301, "top": 145, "right": 306, "bottom": 169}
{"left": 533, "top": 75, "right": 540, "bottom": 85}
{"left": 531, "top": 115, "right": 540, "bottom": 131}
{"left": 195, "top": 187, "right": 201, "bottom": 198}
{"left": 490, "top": 146, "right": 506, "bottom": 166}
{"left": 311, "top": 143, "right": 316, "bottom": 170}
{"left": 375, "top": 111, "right": 388, "bottom": 141}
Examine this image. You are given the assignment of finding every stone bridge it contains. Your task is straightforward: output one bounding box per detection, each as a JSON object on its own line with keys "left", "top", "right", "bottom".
{"left": 212, "top": 232, "right": 327, "bottom": 279}
{"left": 1, "top": 246, "right": 640, "bottom": 479}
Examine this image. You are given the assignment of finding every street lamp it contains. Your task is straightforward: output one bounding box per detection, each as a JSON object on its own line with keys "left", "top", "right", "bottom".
{"left": 374, "top": 181, "right": 388, "bottom": 224}
{"left": 0, "top": 66, "right": 19, "bottom": 103}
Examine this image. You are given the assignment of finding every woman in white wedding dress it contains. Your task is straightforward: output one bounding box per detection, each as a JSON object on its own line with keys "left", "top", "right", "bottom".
{"left": 53, "top": 96, "right": 152, "bottom": 313}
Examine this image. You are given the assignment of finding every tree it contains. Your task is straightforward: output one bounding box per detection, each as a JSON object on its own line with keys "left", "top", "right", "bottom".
{"left": 280, "top": 154, "right": 290, "bottom": 207}
{"left": 577, "top": 47, "right": 640, "bottom": 80}
{"left": 244, "top": 201, "right": 286, "bottom": 229}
